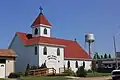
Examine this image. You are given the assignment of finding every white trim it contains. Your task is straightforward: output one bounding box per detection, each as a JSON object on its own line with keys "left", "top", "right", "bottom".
{"left": 64, "top": 58, "right": 92, "bottom": 61}
{"left": 25, "top": 42, "right": 66, "bottom": 48}
{"left": 32, "top": 24, "right": 51, "bottom": 28}
{"left": 8, "top": 34, "right": 17, "bottom": 49}
{"left": 38, "top": 43, "right": 65, "bottom": 47}
{"left": 40, "top": 24, "right": 51, "bottom": 27}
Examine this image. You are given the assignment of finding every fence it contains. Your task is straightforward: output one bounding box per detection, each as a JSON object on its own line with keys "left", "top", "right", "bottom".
{"left": 28, "top": 68, "right": 56, "bottom": 76}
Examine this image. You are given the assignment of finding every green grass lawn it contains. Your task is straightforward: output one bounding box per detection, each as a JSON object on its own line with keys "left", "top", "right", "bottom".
{"left": 87, "top": 72, "right": 111, "bottom": 77}
{"left": 20, "top": 76, "right": 72, "bottom": 80}
{"left": 0, "top": 78, "right": 7, "bottom": 80}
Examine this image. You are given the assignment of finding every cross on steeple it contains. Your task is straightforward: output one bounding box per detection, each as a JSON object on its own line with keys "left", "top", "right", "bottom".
{"left": 39, "top": 6, "right": 43, "bottom": 13}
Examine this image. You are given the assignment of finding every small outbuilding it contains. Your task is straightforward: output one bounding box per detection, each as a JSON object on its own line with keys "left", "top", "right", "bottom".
{"left": 0, "top": 49, "right": 16, "bottom": 78}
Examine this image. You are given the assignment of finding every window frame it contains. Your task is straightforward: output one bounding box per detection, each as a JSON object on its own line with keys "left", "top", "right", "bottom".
{"left": 75, "top": 61, "right": 78, "bottom": 68}
{"left": 44, "top": 28, "right": 47, "bottom": 34}
{"left": 35, "top": 46, "right": 37, "bottom": 55}
{"left": 67, "top": 61, "right": 70, "bottom": 68}
{"left": 34, "top": 28, "right": 38, "bottom": 35}
{"left": 43, "top": 46, "right": 47, "bottom": 55}
{"left": 57, "top": 48, "right": 60, "bottom": 56}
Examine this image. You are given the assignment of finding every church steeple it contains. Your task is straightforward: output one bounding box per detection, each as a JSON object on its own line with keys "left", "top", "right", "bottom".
{"left": 31, "top": 7, "right": 52, "bottom": 37}
{"left": 31, "top": 7, "right": 51, "bottom": 27}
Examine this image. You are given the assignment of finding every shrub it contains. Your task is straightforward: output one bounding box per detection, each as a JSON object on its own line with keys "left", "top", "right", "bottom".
{"left": 8, "top": 72, "right": 22, "bottom": 78}
{"left": 87, "top": 69, "right": 92, "bottom": 73}
{"left": 25, "top": 64, "right": 30, "bottom": 76}
{"left": 63, "top": 68, "right": 75, "bottom": 76}
{"left": 40, "top": 63, "right": 47, "bottom": 69}
{"left": 91, "top": 61, "right": 97, "bottom": 72}
{"left": 76, "top": 66, "right": 87, "bottom": 77}
{"left": 30, "top": 63, "right": 47, "bottom": 70}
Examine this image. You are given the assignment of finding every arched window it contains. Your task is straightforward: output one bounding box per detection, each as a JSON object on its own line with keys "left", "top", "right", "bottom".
{"left": 35, "top": 46, "right": 37, "bottom": 55}
{"left": 75, "top": 61, "right": 78, "bottom": 68}
{"left": 57, "top": 48, "right": 60, "bottom": 56}
{"left": 34, "top": 28, "right": 38, "bottom": 35}
{"left": 67, "top": 61, "right": 70, "bottom": 69}
{"left": 83, "top": 61, "right": 85, "bottom": 68}
{"left": 44, "top": 28, "right": 47, "bottom": 34}
{"left": 43, "top": 46, "right": 47, "bottom": 55}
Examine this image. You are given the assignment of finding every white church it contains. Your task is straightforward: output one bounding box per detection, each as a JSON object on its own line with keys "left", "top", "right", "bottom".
{"left": 8, "top": 9, "right": 92, "bottom": 73}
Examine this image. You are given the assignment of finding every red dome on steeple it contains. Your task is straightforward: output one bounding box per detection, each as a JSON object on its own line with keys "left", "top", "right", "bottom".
{"left": 31, "top": 9, "right": 51, "bottom": 27}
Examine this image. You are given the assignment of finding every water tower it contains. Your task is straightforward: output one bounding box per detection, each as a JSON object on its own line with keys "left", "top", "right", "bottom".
{"left": 85, "top": 33, "right": 95, "bottom": 57}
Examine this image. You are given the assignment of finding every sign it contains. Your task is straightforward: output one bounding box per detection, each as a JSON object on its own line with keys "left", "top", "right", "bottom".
{"left": 47, "top": 55, "right": 57, "bottom": 60}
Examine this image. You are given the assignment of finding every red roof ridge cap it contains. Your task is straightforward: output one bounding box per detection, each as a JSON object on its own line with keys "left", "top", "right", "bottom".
{"left": 39, "top": 36, "right": 75, "bottom": 42}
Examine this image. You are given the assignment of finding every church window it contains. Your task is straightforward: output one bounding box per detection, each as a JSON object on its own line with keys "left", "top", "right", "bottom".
{"left": 75, "top": 61, "right": 78, "bottom": 68}
{"left": 34, "top": 28, "right": 38, "bottom": 35}
{"left": 83, "top": 61, "right": 85, "bottom": 68}
{"left": 67, "top": 61, "right": 70, "bottom": 68}
{"left": 44, "top": 28, "right": 47, "bottom": 34}
{"left": 57, "top": 48, "right": 60, "bottom": 56}
{"left": 35, "top": 46, "right": 37, "bottom": 55}
{"left": 43, "top": 46, "right": 47, "bottom": 55}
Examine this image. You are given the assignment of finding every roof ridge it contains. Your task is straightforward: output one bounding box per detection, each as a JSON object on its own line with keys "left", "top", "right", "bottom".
{"left": 16, "top": 32, "right": 75, "bottom": 42}
{"left": 38, "top": 36, "right": 75, "bottom": 42}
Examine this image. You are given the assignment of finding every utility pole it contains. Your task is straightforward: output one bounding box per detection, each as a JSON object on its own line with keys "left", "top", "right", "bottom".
{"left": 113, "top": 36, "right": 118, "bottom": 69}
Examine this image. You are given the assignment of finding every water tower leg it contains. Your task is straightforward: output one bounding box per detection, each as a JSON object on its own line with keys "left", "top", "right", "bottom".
{"left": 88, "top": 42, "right": 91, "bottom": 57}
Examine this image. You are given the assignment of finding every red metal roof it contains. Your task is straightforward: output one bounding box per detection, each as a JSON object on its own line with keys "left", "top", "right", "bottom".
{"left": 0, "top": 49, "right": 16, "bottom": 57}
{"left": 31, "top": 13, "right": 51, "bottom": 27}
{"left": 16, "top": 32, "right": 91, "bottom": 59}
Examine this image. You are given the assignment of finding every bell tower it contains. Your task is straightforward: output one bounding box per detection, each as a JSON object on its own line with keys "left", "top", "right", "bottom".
{"left": 31, "top": 7, "right": 51, "bottom": 37}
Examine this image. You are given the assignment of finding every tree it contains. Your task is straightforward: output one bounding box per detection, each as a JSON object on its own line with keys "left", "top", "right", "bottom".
{"left": 25, "top": 64, "right": 30, "bottom": 76}
{"left": 96, "top": 53, "right": 100, "bottom": 59}
{"left": 108, "top": 54, "right": 111, "bottom": 58}
{"left": 104, "top": 53, "right": 108, "bottom": 59}
{"left": 101, "top": 55, "right": 103, "bottom": 59}
{"left": 91, "top": 61, "right": 97, "bottom": 72}
{"left": 93, "top": 52, "right": 100, "bottom": 59}
{"left": 76, "top": 66, "right": 87, "bottom": 77}
{"left": 93, "top": 53, "right": 97, "bottom": 59}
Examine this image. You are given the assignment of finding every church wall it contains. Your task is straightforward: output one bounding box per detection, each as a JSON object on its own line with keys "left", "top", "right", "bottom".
{"left": 27, "top": 46, "right": 39, "bottom": 67}
{"left": 9, "top": 35, "right": 39, "bottom": 72}
{"left": 9, "top": 35, "right": 29, "bottom": 72}
{"left": 39, "top": 45, "right": 64, "bottom": 73}
{"left": 64, "top": 60, "right": 91, "bottom": 72}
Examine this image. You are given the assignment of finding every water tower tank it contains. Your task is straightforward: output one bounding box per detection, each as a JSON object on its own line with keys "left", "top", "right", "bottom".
{"left": 85, "top": 33, "right": 95, "bottom": 43}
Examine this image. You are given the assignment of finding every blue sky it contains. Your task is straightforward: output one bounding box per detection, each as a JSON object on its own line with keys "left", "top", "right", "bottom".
{"left": 0, "top": 0, "right": 120, "bottom": 56}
